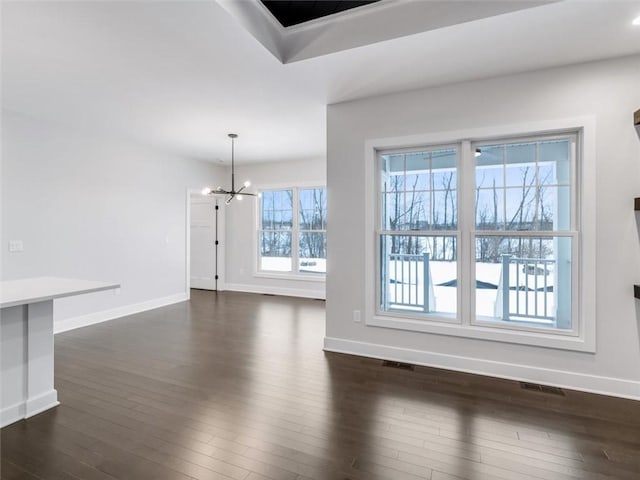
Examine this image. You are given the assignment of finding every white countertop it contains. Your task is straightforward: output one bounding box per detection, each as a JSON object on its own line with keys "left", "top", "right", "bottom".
{"left": 0, "top": 277, "right": 120, "bottom": 308}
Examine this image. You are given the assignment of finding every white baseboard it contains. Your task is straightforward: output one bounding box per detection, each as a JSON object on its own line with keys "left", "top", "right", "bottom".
{"left": 225, "top": 283, "right": 325, "bottom": 300}
{"left": 54, "top": 292, "right": 188, "bottom": 334}
{"left": 1, "top": 401, "right": 26, "bottom": 428}
{"left": 26, "top": 390, "right": 59, "bottom": 418}
{"left": 324, "top": 337, "right": 640, "bottom": 401}
{"left": 1, "top": 391, "right": 60, "bottom": 428}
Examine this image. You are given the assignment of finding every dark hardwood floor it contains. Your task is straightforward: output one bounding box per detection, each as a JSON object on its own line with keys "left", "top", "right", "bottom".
{"left": 3, "top": 290, "right": 640, "bottom": 480}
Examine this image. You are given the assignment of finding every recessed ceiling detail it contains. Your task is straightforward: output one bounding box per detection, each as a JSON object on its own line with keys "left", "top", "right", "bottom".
{"left": 261, "top": 1, "right": 380, "bottom": 28}
{"left": 219, "top": 0, "right": 558, "bottom": 63}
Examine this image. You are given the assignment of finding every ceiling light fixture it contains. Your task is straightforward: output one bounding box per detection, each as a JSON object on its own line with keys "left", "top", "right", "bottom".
{"left": 202, "top": 133, "right": 256, "bottom": 204}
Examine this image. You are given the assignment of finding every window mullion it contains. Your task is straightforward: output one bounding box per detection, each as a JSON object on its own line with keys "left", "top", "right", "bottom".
{"left": 571, "top": 135, "right": 578, "bottom": 232}
{"left": 460, "top": 141, "right": 474, "bottom": 326}
{"left": 292, "top": 188, "right": 299, "bottom": 273}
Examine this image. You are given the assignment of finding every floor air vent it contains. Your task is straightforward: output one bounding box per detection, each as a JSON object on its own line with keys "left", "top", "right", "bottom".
{"left": 520, "top": 382, "right": 565, "bottom": 396}
{"left": 382, "top": 360, "right": 415, "bottom": 371}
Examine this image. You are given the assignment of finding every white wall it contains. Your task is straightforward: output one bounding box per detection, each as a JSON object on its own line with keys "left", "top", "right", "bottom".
{"left": 1, "top": 110, "right": 224, "bottom": 331}
{"left": 326, "top": 54, "right": 640, "bottom": 399}
{"left": 224, "top": 158, "right": 326, "bottom": 298}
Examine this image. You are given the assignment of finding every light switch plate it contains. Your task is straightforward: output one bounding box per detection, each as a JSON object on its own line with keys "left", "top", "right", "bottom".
{"left": 8, "top": 240, "right": 24, "bottom": 252}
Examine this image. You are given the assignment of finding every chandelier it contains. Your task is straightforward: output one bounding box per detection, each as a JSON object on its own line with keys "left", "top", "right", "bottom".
{"left": 202, "top": 133, "right": 256, "bottom": 204}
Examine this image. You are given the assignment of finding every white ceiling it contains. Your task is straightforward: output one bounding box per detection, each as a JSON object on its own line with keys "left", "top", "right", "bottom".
{"left": 2, "top": 0, "right": 640, "bottom": 164}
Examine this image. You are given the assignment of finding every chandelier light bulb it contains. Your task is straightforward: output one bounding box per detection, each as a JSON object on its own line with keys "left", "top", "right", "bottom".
{"left": 244, "top": 180, "right": 251, "bottom": 188}
{"left": 202, "top": 187, "right": 212, "bottom": 195}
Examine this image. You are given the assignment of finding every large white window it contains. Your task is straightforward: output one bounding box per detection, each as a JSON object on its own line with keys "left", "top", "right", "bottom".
{"left": 377, "top": 132, "right": 579, "bottom": 337}
{"left": 258, "top": 187, "right": 326, "bottom": 275}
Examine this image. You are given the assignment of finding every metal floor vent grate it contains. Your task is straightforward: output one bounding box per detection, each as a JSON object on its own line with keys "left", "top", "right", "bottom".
{"left": 520, "top": 382, "right": 565, "bottom": 396}
{"left": 382, "top": 360, "right": 415, "bottom": 371}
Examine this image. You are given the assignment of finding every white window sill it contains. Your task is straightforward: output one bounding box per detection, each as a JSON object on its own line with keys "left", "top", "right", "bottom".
{"left": 254, "top": 272, "right": 326, "bottom": 283}
{"left": 367, "top": 314, "right": 594, "bottom": 353}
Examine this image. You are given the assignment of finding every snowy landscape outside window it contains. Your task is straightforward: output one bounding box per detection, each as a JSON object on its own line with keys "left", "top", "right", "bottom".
{"left": 259, "top": 187, "right": 327, "bottom": 274}
{"left": 377, "top": 133, "right": 578, "bottom": 334}
{"left": 379, "top": 147, "right": 459, "bottom": 319}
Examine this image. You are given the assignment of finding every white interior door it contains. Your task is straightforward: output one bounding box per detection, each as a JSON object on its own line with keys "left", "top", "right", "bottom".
{"left": 190, "top": 195, "right": 218, "bottom": 290}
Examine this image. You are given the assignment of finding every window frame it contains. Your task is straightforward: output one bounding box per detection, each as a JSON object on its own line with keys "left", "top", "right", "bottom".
{"left": 256, "top": 184, "right": 327, "bottom": 280}
{"left": 363, "top": 118, "right": 596, "bottom": 352}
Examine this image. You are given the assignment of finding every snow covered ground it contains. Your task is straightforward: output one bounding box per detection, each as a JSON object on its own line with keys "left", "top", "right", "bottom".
{"left": 387, "top": 260, "right": 555, "bottom": 321}
{"left": 258, "top": 256, "right": 556, "bottom": 323}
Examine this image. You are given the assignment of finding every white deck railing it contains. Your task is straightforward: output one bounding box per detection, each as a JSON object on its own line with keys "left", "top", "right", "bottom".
{"left": 495, "top": 254, "right": 555, "bottom": 322}
{"left": 383, "top": 252, "right": 555, "bottom": 322}
{"left": 385, "top": 252, "right": 436, "bottom": 312}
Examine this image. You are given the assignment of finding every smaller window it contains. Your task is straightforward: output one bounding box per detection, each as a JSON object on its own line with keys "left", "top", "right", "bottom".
{"left": 258, "top": 187, "right": 327, "bottom": 275}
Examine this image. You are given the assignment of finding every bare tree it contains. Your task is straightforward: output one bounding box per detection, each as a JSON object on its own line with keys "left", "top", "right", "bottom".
{"left": 385, "top": 169, "right": 458, "bottom": 260}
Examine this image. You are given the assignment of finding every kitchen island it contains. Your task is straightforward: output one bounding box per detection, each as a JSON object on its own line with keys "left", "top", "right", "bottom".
{"left": 1, "top": 277, "right": 119, "bottom": 427}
